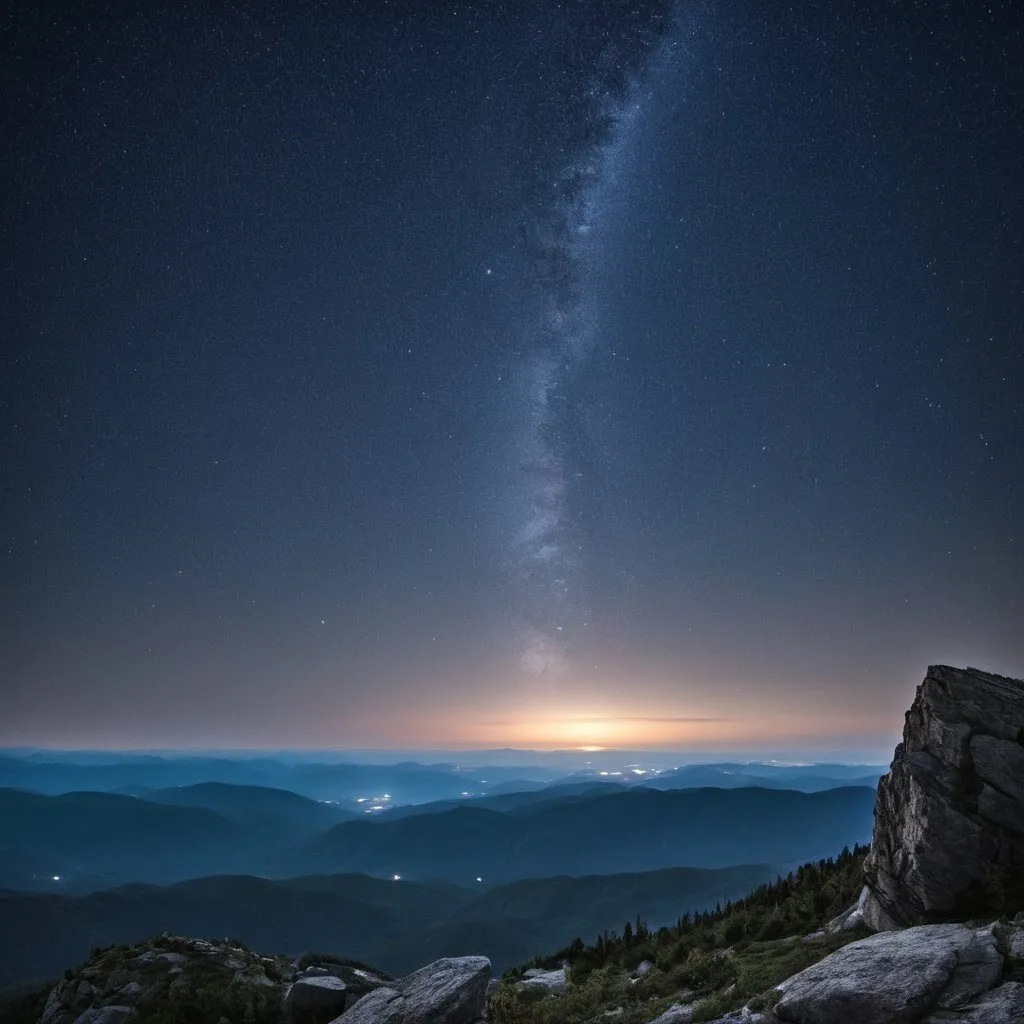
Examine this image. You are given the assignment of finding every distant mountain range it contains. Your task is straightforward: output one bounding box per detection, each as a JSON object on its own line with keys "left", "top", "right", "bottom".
{"left": 0, "top": 752, "right": 883, "bottom": 803}
{"left": 0, "top": 756, "right": 489, "bottom": 805}
{"left": 0, "top": 749, "right": 879, "bottom": 999}
{"left": 0, "top": 777, "right": 876, "bottom": 894}
{"left": 144, "top": 781, "right": 361, "bottom": 831}
{"left": 0, "top": 750, "right": 884, "bottom": 998}
{"left": 296, "top": 785, "right": 876, "bottom": 884}
{"left": 0, "top": 861, "right": 780, "bottom": 986}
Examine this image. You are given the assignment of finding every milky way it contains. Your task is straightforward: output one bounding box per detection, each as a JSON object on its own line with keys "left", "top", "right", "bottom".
{"left": 502, "top": 3, "right": 673, "bottom": 677}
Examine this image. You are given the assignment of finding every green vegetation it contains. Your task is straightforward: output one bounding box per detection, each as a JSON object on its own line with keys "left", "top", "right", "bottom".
{"left": 490, "top": 845, "right": 872, "bottom": 1024}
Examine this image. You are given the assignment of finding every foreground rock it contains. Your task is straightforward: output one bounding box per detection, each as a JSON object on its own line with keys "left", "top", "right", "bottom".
{"left": 773, "top": 923, "right": 1002, "bottom": 1024}
{"left": 337, "top": 956, "right": 491, "bottom": 1024}
{"left": 862, "top": 664, "right": 1024, "bottom": 930}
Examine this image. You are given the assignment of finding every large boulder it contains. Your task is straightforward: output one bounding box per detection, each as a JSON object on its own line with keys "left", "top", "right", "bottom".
{"left": 772, "top": 923, "right": 1002, "bottom": 1024}
{"left": 862, "top": 665, "right": 1024, "bottom": 930}
{"left": 337, "top": 956, "right": 491, "bottom": 1024}
{"left": 285, "top": 975, "right": 351, "bottom": 1017}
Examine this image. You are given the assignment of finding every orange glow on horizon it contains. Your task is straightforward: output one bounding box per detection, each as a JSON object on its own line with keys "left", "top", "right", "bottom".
{"left": 419, "top": 699, "right": 900, "bottom": 752}
{"left": 294, "top": 666, "right": 906, "bottom": 754}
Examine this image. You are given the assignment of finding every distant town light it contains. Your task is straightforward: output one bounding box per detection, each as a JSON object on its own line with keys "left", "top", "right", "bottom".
{"left": 52, "top": 875, "right": 61, "bottom": 881}
{"left": 393, "top": 874, "right": 401, "bottom": 881}
{"left": 476, "top": 877, "right": 483, "bottom": 882}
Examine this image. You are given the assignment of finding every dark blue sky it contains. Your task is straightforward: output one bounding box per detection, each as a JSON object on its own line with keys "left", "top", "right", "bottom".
{"left": 3, "top": 0, "right": 1022, "bottom": 755}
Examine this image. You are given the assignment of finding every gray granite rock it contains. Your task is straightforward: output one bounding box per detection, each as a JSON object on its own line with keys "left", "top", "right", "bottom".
{"left": 336, "top": 986, "right": 402, "bottom": 1023}
{"left": 971, "top": 735, "right": 1024, "bottom": 803}
{"left": 823, "top": 886, "right": 869, "bottom": 935}
{"left": 773, "top": 923, "right": 1001, "bottom": 1024}
{"left": 921, "top": 981, "right": 1024, "bottom": 1023}
{"left": 339, "top": 956, "right": 490, "bottom": 1024}
{"left": 932, "top": 925, "right": 1004, "bottom": 1009}
{"left": 862, "top": 665, "right": 1024, "bottom": 930}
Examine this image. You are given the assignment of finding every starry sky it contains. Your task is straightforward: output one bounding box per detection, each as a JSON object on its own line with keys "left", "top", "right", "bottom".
{"left": 3, "top": 1, "right": 1022, "bottom": 757}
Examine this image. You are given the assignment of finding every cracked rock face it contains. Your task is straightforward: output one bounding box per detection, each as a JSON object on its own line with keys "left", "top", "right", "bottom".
{"left": 862, "top": 665, "right": 1024, "bottom": 930}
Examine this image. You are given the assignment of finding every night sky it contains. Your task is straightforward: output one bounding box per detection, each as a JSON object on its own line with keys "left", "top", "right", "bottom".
{"left": 3, "top": 1, "right": 1022, "bottom": 756}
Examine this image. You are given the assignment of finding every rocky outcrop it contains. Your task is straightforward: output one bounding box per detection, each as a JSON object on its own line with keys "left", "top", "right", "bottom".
{"left": 336, "top": 956, "right": 491, "bottom": 1024}
{"left": 772, "top": 923, "right": 1002, "bottom": 1024}
{"left": 862, "top": 665, "right": 1024, "bottom": 930}
{"left": 35, "top": 936, "right": 395, "bottom": 1024}
{"left": 39, "top": 936, "right": 294, "bottom": 1024}
{"left": 655, "top": 916, "right": 1024, "bottom": 1024}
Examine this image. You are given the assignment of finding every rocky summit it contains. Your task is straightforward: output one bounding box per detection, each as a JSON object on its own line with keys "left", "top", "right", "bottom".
{"left": 862, "top": 664, "right": 1024, "bottom": 930}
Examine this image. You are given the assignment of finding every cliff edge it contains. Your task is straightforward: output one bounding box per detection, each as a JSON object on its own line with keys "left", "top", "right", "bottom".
{"left": 862, "top": 664, "right": 1024, "bottom": 930}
